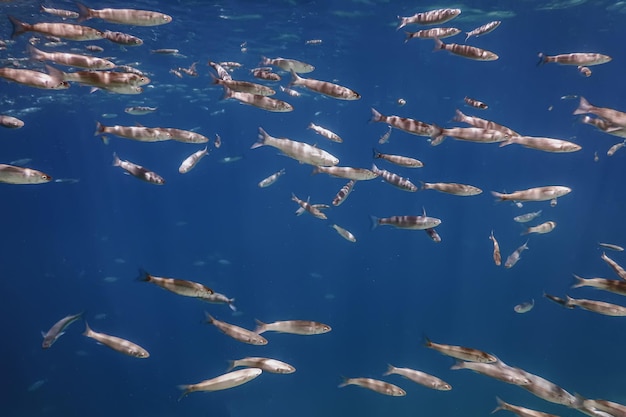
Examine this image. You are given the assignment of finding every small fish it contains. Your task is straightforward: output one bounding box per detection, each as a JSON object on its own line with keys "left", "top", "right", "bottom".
{"left": 254, "top": 319, "right": 331, "bottom": 335}
{"left": 513, "top": 210, "right": 542, "bottom": 223}
{"left": 40, "top": 5, "right": 79, "bottom": 19}
{"left": 578, "top": 65, "right": 592, "bottom": 77}
{"left": 405, "top": 27, "right": 461, "bottom": 42}
{"left": 332, "top": 180, "right": 356, "bottom": 206}
{"left": 504, "top": 241, "right": 529, "bottom": 269}
{"left": 465, "top": 21, "right": 501, "bottom": 41}
{"left": 0, "top": 115, "right": 24, "bottom": 128}
{"left": 289, "top": 70, "right": 360, "bottom": 100}
{"left": 252, "top": 127, "right": 338, "bottom": 166}
{"left": 179, "top": 147, "right": 209, "bottom": 174}
{"left": 305, "top": 39, "right": 323, "bottom": 45}
{"left": 138, "top": 269, "right": 214, "bottom": 300}
{"left": 425, "top": 227, "right": 442, "bottom": 243}
{"left": 27, "top": 379, "right": 47, "bottom": 392}
{"left": 598, "top": 242, "right": 624, "bottom": 252}
{"left": 258, "top": 169, "right": 286, "bottom": 188}
{"left": 205, "top": 313, "right": 267, "bottom": 345}
{"left": 371, "top": 214, "right": 441, "bottom": 231}
{"left": 112, "top": 153, "right": 165, "bottom": 185}
{"left": 493, "top": 397, "right": 559, "bottom": 417}
{"left": 227, "top": 357, "right": 295, "bottom": 374}
{"left": 151, "top": 48, "right": 179, "bottom": 54}
{"left": 384, "top": 364, "right": 451, "bottom": 390}
{"left": 308, "top": 122, "right": 342, "bottom": 143}
{"left": 433, "top": 37, "right": 498, "bottom": 61}
{"left": 339, "top": 377, "right": 405, "bottom": 396}
{"left": 424, "top": 337, "right": 497, "bottom": 363}
{"left": 331, "top": 224, "right": 356, "bottom": 242}
{"left": 373, "top": 149, "right": 423, "bottom": 168}
{"left": 514, "top": 300, "right": 534, "bottom": 313}
{"left": 214, "top": 134, "right": 222, "bottom": 148}
{"left": 601, "top": 252, "right": 626, "bottom": 280}
{"left": 537, "top": 52, "right": 611, "bottom": 66}
{"left": 291, "top": 193, "right": 327, "bottom": 220}
{"left": 42, "top": 312, "right": 83, "bottom": 349}
{"left": 489, "top": 230, "right": 501, "bottom": 266}
{"left": 124, "top": 106, "right": 157, "bottom": 115}
{"left": 607, "top": 141, "right": 626, "bottom": 156}
{"left": 83, "top": 322, "right": 149, "bottom": 358}
{"left": 421, "top": 182, "right": 482, "bottom": 196}
{"left": 260, "top": 56, "right": 315, "bottom": 73}
{"left": 451, "top": 360, "right": 530, "bottom": 386}
{"left": 464, "top": 96, "right": 488, "bottom": 109}
{"left": 103, "top": 30, "right": 143, "bottom": 46}
{"left": 378, "top": 126, "right": 392, "bottom": 144}
{"left": 522, "top": 221, "right": 556, "bottom": 235}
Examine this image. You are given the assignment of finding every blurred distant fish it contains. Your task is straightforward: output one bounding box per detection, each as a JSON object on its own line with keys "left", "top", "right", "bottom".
{"left": 308, "top": 122, "right": 342, "bottom": 143}
{"left": 424, "top": 337, "right": 497, "bottom": 363}
{"left": 464, "top": 96, "right": 488, "bottom": 109}
{"left": 205, "top": 313, "right": 267, "bottom": 345}
{"left": 543, "top": 292, "right": 574, "bottom": 308}
{"left": 425, "top": 227, "right": 442, "bottom": 243}
{"left": 83, "top": 322, "right": 149, "bottom": 358}
{"left": 522, "top": 221, "right": 556, "bottom": 235}
{"left": 339, "top": 377, "right": 405, "bottom": 396}
{"left": 607, "top": 141, "right": 626, "bottom": 156}
{"left": 223, "top": 87, "right": 293, "bottom": 112}
{"left": 371, "top": 214, "right": 441, "bottom": 230}
{"left": 261, "top": 56, "right": 314, "bottom": 73}
{"left": 397, "top": 8, "right": 461, "bottom": 29}
{"left": 258, "top": 169, "right": 285, "bottom": 188}
{"left": 492, "top": 397, "right": 559, "bottom": 417}
{"left": 504, "top": 241, "right": 529, "bottom": 269}
{"left": 0, "top": 115, "right": 24, "bottom": 128}
{"left": 42, "top": 312, "right": 83, "bottom": 349}
{"left": 514, "top": 300, "right": 534, "bottom": 313}
{"left": 203, "top": 292, "right": 237, "bottom": 311}
{"left": 151, "top": 48, "right": 179, "bottom": 55}
{"left": 537, "top": 52, "right": 611, "bottom": 66}
{"left": 8, "top": 158, "right": 32, "bottom": 166}
{"left": 331, "top": 224, "right": 356, "bottom": 243}
{"left": 378, "top": 126, "right": 392, "bottom": 144}
{"left": 40, "top": 5, "right": 79, "bottom": 19}
{"left": 332, "top": 180, "right": 355, "bottom": 206}
{"left": 384, "top": 364, "right": 451, "bottom": 390}
{"left": 76, "top": 2, "right": 172, "bottom": 26}
{"left": 255, "top": 319, "right": 331, "bottom": 335}
{"left": 513, "top": 210, "right": 542, "bottom": 223}
{"left": 451, "top": 359, "right": 530, "bottom": 385}
{"left": 489, "top": 230, "right": 502, "bottom": 266}
{"left": 124, "top": 106, "right": 157, "bottom": 115}
{"left": 598, "top": 242, "right": 624, "bottom": 252}
{"left": 27, "top": 379, "right": 47, "bottom": 392}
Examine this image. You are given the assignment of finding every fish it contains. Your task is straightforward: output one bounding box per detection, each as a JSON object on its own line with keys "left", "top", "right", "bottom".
{"left": 371, "top": 108, "right": 436, "bottom": 138}
{"left": 371, "top": 214, "right": 441, "bottom": 230}
{"left": 425, "top": 227, "right": 442, "bottom": 243}
{"left": 254, "top": 319, "right": 332, "bottom": 335}
{"left": 312, "top": 166, "right": 378, "bottom": 181}
{"left": 258, "top": 169, "right": 286, "bottom": 187}
{"left": 504, "top": 241, "right": 529, "bottom": 268}
{"left": 0, "top": 67, "right": 69, "bottom": 90}
{"left": 397, "top": 8, "right": 461, "bottom": 29}
{"left": 223, "top": 87, "right": 293, "bottom": 112}
{"left": 331, "top": 224, "right": 357, "bottom": 242}
{"left": 453, "top": 109, "right": 520, "bottom": 137}
{"left": 339, "top": 377, "right": 405, "bottom": 396}
{"left": 492, "top": 186, "right": 572, "bottom": 203}
{"left": 499, "top": 136, "right": 581, "bottom": 152}
{"left": 433, "top": 37, "right": 499, "bottom": 61}
{"left": 405, "top": 27, "right": 461, "bottom": 42}
{"left": 371, "top": 163, "right": 417, "bottom": 192}
{"left": 150, "top": 48, "right": 179, "bottom": 54}
{"left": 0, "top": 164, "right": 52, "bottom": 184}
{"left": 227, "top": 357, "right": 295, "bottom": 374}
{"left": 102, "top": 31, "right": 143, "bottom": 46}
{"left": 378, "top": 126, "right": 392, "bottom": 144}
{"left": 492, "top": 397, "right": 560, "bottom": 417}
{"left": 251, "top": 68, "right": 281, "bottom": 81}
{"left": 579, "top": 397, "right": 626, "bottom": 417}
{"left": 572, "top": 274, "right": 626, "bottom": 295}
{"left": 124, "top": 106, "right": 157, "bottom": 115}
{"left": 543, "top": 292, "right": 574, "bottom": 308}
{"left": 514, "top": 300, "right": 535, "bottom": 313}
{"left": 465, "top": 21, "right": 501, "bottom": 41}
{"left": 40, "top": 5, "right": 80, "bottom": 19}
{"left": 163, "top": 128, "right": 209, "bottom": 144}
{"left": 8, "top": 16, "right": 104, "bottom": 41}
{"left": 96, "top": 122, "right": 171, "bottom": 142}
{"left": 332, "top": 180, "right": 356, "bottom": 206}
{"left": 464, "top": 96, "right": 488, "bottom": 109}
{"left": 431, "top": 126, "right": 508, "bottom": 144}
{"left": 421, "top": 182, "right": 483, "bottom": 196}
{"left": 112, "top": 153, "right": 165, "bottom": 185}
{"left": 42, "top": 312, "right": 83, "bottom": 349}
{"left": 573, "top": 97, "right": 626, "bottom": 129}
{"left": 27, "top": 45, "right": 115, "bottom": 70}
{"left": 76, "top": 3, "right": 173, "bottom": 26}
{"left": 252, "top": 127, "right": 339, "bottom": 166}
{"left": 83, "top": 322, "right": 149, "bottom": 358}
{"left": 451, "top": 360, "right": 531, "bottom": 385}
{"left": 578, "top": 65, "right": 592, "bottom": 77}
{"left": 518, "top": 369, "right": 577, "bottom": 407}
{"left": 279, "top": 85, "right": 301, "bottom": 97}
{"left": 179, "top": 147, "right": 209, "bottom": 174}
{"left": 537, "top": 52, "right": 612, "bottom": 66}
{"left": 565, "top": 295, "right": 626, "bottom": 316}
{"left": 424, "top": 337, "right": 497, "bottom": 363}
{"left": 208, "top": 61, "right": 232, "bottom": 81}
{"left": 202, "top": 292, "right": 237, "bottom": 311}
{"left": 384, "top": 364, "right": 451, "bottom": 390}
{"left": 212, "top": 76, "right": 276, "bottom": 96}
{"left": 289, "top": 70, "right": 360, "bottom": 100}
{"left": 138, "top": 269, "right": 214, "bottom": 300}
{"left": 205, "top": 314, "right": 267, "bottom": 345}
{"left": 47, "top": 65, "right": 149, "bottom": 89}
{"left": 0, "top": 115, "right": 24, "bottom": 128}
{"left": 607, "top": 141, "right": 626, "bottom": 156}
{"left": 600, "top": 252, "right": 626, "bottom": 280}
{"left": 514, "top": 210, "right": 542, "bottom": 223}
{"left": 260, "top": 56, "right": 314, "bottom": 73}
{"left": 308, "top": 123, "right": 343, "bottom": 143}
{"left": 291, "top": 194, "right": 327, "bottom": 220}
{"left": 598, "top": 242, "right": 624, "bottom": 252}
{"left": 178, "top": 368, "right": 262, "bottom": 399}
{"left": 489, "top": 230, "right": 502, "bottom": 266}
{"left": 373, "top": 149, "right": 423, "bottom": 168}
{"left": 522, "top": 221, "right": 556, "bottom": 235}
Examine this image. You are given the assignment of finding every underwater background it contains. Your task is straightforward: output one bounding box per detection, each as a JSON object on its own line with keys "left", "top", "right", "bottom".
{"left": 1, "top": 1, "right": 626, "bottom": 416}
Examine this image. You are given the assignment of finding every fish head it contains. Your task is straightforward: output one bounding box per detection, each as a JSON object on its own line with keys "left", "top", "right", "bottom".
{"left": 132, "top": 349, "right": 150, "bottom": 358}
{"left": 555, "top": 186, "right": 572, "bottom": 197}
{"left": 134, "top": 75, "right": 151, "bottom": 86}
{"left": 427, "top": 217, "right": 442, "bottom": 228}
{"left": 53, "top": 81, "right": 71, "bottom": 89}
{"left": 159, "top": 14, "right": 173, "bottom": 24}
{"left": 318, "top": 324, "right": 332, "bottom": 334}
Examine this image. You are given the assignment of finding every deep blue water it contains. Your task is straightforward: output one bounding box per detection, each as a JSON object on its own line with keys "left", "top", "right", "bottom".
{"left": 2, "top": 1, "right": 626, "bottom": 416}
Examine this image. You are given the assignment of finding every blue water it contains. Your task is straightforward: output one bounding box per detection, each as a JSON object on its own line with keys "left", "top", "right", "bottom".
{"left": 2, "top": 1, "right": 626, "bottom": 416}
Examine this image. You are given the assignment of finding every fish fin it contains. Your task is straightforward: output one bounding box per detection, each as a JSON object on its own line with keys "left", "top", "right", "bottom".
{"left": 82, "top": 321, "right": 92, "bottom": 337}
{"left": 227, "top": 299, "right": 237, "bottom": 312}
{"left": 492, "top": 397, "right": 506, "bottom": 414}
{"left": 450, "top": 360, "right": 465, "bottom": 370}
{"left": 136, "top": 268, "right": 151, "bottom": 282}
{"left": 433, "top": 37, "right": 444, "bottom": 52}
{"left": 75, "top": 2, "right": 92, "bottom": 22}
{"left": 44, "top": 64, "right": 65, "bottom": 83}
{"left": 572, "top": 96, "right": 592, "bottom": 116}
{"left": 177, "top": 385, "right": 190, "bottom": 401}
{"left": 573, "top": 393, "right": 586, "bottom": 409}
{"left": 288, "top": 68, "right": 302, "bottom": 87}
{"left": 251, "top": 127, "right": 268, "bottom": 149}
{"left": 226, "top": 360, "right": 236, "bottom": 372}
{"left": 383, "top": 364, "right": 395, "bottom": 376}
{"left": 254, "top": 319, "right": 267, "bottom": 334}
{"left": 372, "top": 148, "right": 382, "bottom": 159}
{"left": 403, "top": 31, "right": 413, "bottom": 43}
{"left": 369, "top": 215, "right": 379, "bottom": 230}
{"left": 112, "top": 152, "right": 121, "bottom": 167}
{"left": 8, "top": 16, "right": 28, "bottom": 38}
{"left": 370, "top": 107, "right": 383, "bottom": 123}
{"left": 41, "top": 331, "right": 47, "bottom": 338}
{"left": 536, "top": 52, "right": 547, "bottom": 66}
{"left": 453, "top": 109, "right": 466, "bottom": 123}
{"left": 429, "top": 124, "right": 445, "bottom": 146}
{"left": 490, "top": 191, "right": 506, "bottom": 202}
{"left": 337, "top": 376, "right": 350, "bottom": 388}
{"left": 465, "top": 32, "right": 471, "bottom": 42}
{"left": 204, "top": 312, "right": 215, "bottom": 324}
{"left": 311, "top": 166, "right": 321, "bottom": 175}
{"left": 571, "top": 273, "right": 586, "bottom": 288}
{"left": 295, "top": 207, "right": 305, "bottom": 216}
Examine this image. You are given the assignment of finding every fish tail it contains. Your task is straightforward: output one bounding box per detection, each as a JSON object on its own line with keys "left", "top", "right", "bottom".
{"left": 573, "top": 393, "right": 587, "bottom": 409}
{"left": 371, "top": 163, "right": 380, "bottom": 174}
{"left": 176, "top": 385, "right": 191, "bottom": 401}
{"left": 95, "top": 121, "right": 105, "bottom": 136}
{"left": 573, "top": 96, "right": 592, "bottom": 116}
{"left": 204, "top": 312, "right": 215, "bottom": 324}
{"left": 76, "top": 2, "right": 93, "bottom": 22}
{"left": 8, "top": 16, "right": 29, "bottom": 38}
{"left": 311, "top": 166, "right": 321, "bottom": 175}
{"left": 370, "top": 107, "right": 383, "bottom": 123}
{"left": 492, "top": 397, "right": 506, "bottom": 414}
{"left": 372, "top": 148, "right": 381, "bottom": 159}
{"left": 396, "top": 16, "right": 407, "bottom": 30}
{"left": 383, "top": 364, "right": 395, "bottom": 376}
{"left": 82, "top": 321, "right": 92, "bottom": 337}
{"left": 369, "top": 215, "right": 379, "bottom": 230}
{"left": 536, "top": 52, "right": 547, "bottom": 66}
{"left": 26, "top": 44, "right": 44, "bottom": 61}
{"left": 288, "top": 68, "right": 302, "bottom": 86}
{"left": 571, "top": 274, "right": 586, "bottom": 288}
{"left": 254, "top": 319, "right": 267, "bottom": 334}
{"left": 465, "top": 32, "right": 471, "bottom": 42}
{"left": 259, "top": 56, "right": 270, "bottom": 66}
{"left": 337, "top": 376, "right": 350, "bottom": 388}
{"left": 136, "top": 268, "right": 151, "bottom": 282}
{"left": 422, "top": 334, "right": 433, "bottom": 347}
{"left": 429, "top": 124, "right": 445, "bottom": 146}
{"left": 490, "top": 191, "right": 506, "bottom": 201}
{"left": 251, "top": 127, "right": 268, "bottom": 149}
{"left": 112, "top": 152, "right": 121, "bottom": 167}
{"left": 227, "top": 299, "right": 237, "bottom": 312}
{"left": 226, "top": 360, "right": 236, "bottom": 372}
{"left": 521, "top": 228, "right": 530, "bottom": 236}
{"left": 221, "top": 86, "right": 233, "bottom": 100}
{"left": 433, "top": 37, "right": 444, "bottom": 52}
{"left": 44, "top": 64, "right": 65, "bottom": 84}
{"left": 450, "top": 360, "right": 465, "bottom": 370}
{"left": 453, "top": 109, "right": 465, "bottom": 122}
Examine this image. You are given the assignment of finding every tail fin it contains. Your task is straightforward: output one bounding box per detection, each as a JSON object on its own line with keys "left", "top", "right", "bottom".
{"left": 491, "top": 191, "right": 507, "bottom": 202}
{"left": 571, "top": 274, "right": 587, "bottom": 289}
{"left": 453, "top": 109, "right": 466, "bottom": 123}
{"left": 370, "top": 107, "right": 383, "bottom": 123}
{"left": 429, "top": 124, "right": 445, "bottom": 146}
{"left": 254, "top": 319, "right": 267, "bottom": 334}
{"left": 27, "top": 44, "right": 45, "bottom": 61}
{"left": 433, "top": 37, "right": 445, "bottom": 52}
{"left": 536, "top": 52, "right": 547, "bottom": 66}
{"left": 383, "top": 364, "right": 395, "bottom": 376}
{"left": 338, "top": 376, "right": 350, "bottom": 388}
{"left": 573, "top": 96, "right": 592, "bottom": 116}
{"left": 136, "top": 268, "right": 151, "bottom": 282}
{"left": 450, "top": 360, "right": 466, "bottom": 371}
{"left": 76, "top": 2, "right": 93, "bottom": 22}
{"left": 492, "top": 397, "right": 506, "bottom": 414}
{"left": 226, "top": 360, "right": 236, "bottom": 372}
{"left": 404, "top": 31, "right": 413, "bottom": 43}
{"left": 177, "top": 385, "right": 191, "bottom": 401}
{"left": 227, "top": 299, "right": 237, "bottom": 312}
{"left": 8, "top": 16, "right": 29, "bottom": 38}
{"left": 82, "top": 321, "right": 93, "bottom": 337}
{"left": 372, "top": 148, "right": 382, "bottom": 159}
{"left": 251, "top": 127, "right": 269, "bottom": 149}
{"left": 112, "top": 152, "right": 121, "bottom": 167}
{"left": 288, "top": 68, "right": 302, "bottom": 87}
{"left": 95, "top": 121, "right": 105, "bottom": 136}
{"left": 369, "top": 215, "right": 379, "bottom": 230}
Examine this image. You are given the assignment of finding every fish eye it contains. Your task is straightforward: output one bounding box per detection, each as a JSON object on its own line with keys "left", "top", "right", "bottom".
{"left": 42, "top": 175, "right": 51, "bottom": 180}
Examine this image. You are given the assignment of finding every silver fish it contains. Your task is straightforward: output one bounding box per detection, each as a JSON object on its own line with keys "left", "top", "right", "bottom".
{"left": 178, "top": 368, "right": 262, "bottom": 399}
{"left": 339, "top": 377, "right": 405, "bottom": 396}
{"left": 83, "top": 322, "right": 149, "bottom": 358}
{"left": 42, "top": 312, "right": 83, "bottom": 349}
